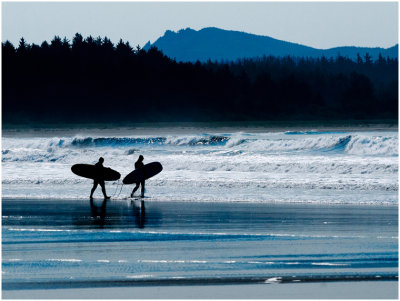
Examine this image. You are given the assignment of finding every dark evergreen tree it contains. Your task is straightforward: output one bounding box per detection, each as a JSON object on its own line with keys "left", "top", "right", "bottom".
{"left": 2, "top": 33, "right": 398, "bottom": 124}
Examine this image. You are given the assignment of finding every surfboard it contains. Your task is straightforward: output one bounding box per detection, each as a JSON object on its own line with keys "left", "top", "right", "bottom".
{"left": 123, "top": 162, "right": 163, "bottom": 184}
{"left": 71, "top": 164, "right": 121, "bottom": 181}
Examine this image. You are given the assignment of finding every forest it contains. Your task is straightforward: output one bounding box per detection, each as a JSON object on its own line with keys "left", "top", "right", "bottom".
{"left": 2, "top": 34, "right": 398, "bottom": 125}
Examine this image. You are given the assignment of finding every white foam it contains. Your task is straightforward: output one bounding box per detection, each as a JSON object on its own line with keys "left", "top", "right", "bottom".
{"left": 7, "top": 228, "right": 75, "bottom": 232}
{"left": 311, "top": 263, "right": 349, "bottom": 266}
{"left": 47, "top": 259, "right": 82, "bottom": 262}
{"left": 346, "top": 135, "right": 398, "bottom": 156}
{"left": 2, "top": 131, "right": 398, "bottom": 205}
{"left": 264, "top": 277, "right": 282, "bottom": 283}
{"left": 138, "top": 259, "right": 207, "bottom": 264}
{"left": 126, "top": 275, "right": 153, "bottom": 279}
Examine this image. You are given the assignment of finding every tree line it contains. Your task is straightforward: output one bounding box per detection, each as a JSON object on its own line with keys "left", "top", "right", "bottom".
{"left": 2, "top": 33, "right": 398, "bottom": 125}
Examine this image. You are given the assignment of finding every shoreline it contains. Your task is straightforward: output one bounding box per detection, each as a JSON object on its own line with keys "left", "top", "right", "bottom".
{"left": 2, "top": 197, "right": 398, "bottom": 207}
{"left": 3, "top": 281, "right": 398, "bottom": 299}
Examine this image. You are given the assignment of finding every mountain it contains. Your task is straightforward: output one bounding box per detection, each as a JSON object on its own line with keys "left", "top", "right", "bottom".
{"left": 143, "top": 27, "right": 398, "bottom": 62}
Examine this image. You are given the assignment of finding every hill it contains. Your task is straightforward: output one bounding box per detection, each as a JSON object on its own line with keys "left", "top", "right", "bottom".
{"left": 143, "top": 27, "right": 398, "bottom": 62}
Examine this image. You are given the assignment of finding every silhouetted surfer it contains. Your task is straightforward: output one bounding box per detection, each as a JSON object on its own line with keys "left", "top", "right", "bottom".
{"left": 131, "top": 155, "right": 145, "bottom": 198}
{"left": 90, "top": 157, "right": 110, "bottom": 200}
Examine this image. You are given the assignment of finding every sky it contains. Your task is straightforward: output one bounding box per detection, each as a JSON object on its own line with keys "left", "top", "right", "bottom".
{"left": 1, "top": 1, "right": 398, "bottom": 49}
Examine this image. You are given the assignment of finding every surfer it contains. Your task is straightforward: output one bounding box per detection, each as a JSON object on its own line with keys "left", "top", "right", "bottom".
{"left": 90, "top": 157, "right": 110, "bottom": 200}
{"left": 131, "top": 155, "right": 145, "bottom": 198}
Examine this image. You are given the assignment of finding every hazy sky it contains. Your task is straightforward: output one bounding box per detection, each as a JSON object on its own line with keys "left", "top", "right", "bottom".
{"left": 2, "top": 1, "right": 398, "bottom": 49}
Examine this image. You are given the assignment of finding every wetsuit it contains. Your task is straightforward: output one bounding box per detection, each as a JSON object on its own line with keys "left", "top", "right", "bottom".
{"left": 131, "top": 160, "right": 145, "bottom": 197}
{"left": 90, "top": 161, "right": 108, "bottom": 199}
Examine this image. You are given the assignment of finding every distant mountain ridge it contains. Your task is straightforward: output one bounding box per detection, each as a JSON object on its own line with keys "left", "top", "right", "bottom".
{"left": 143, "top": 27, "right": 398, "bottom": 62}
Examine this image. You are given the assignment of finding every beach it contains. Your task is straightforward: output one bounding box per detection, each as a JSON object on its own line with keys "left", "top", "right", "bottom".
{"left": 2, "top": 198, "right": 398, "bottom": 299}
{"left": 2, "top": 126, "right": 398, "bottom": 298}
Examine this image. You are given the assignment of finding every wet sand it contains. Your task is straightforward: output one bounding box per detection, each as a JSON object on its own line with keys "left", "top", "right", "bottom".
{"left": 3, "top": 281, "right": 398, "bottom": 299}
{"left": 2, "top": 198, "right": 398, "bottom": 299}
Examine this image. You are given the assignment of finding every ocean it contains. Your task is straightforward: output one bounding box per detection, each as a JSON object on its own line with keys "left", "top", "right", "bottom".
{"left": 2, "top": 127, "right": 398, "bottom": 204}
{"left": 2, "top": 126, "right": 398, "bottom": 297}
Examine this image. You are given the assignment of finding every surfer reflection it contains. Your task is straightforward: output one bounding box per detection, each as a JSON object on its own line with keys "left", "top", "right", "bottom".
{"left": 90, "top": 157, "right": 111, "bottom": 200}
{"left": 132, "top": 200, "right": 146, "bottom": 228}
{"left": 90, "top": 198, "right": 107, "bottom": 227}
{"left": 130, "top": 155, "right": 145, "bottom": 198}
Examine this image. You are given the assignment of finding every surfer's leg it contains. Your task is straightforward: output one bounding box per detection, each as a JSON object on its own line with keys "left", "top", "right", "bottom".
{"left": 100, "top": 181, "right": 109, "bottom": 199}
{"left": 131, "top": 182, "right": 140, "bottom": 197}
{"left": 140, "top": 180, "right": 145, "bottom": 197}
{"left": 90, "top": 181, "right": 98, "bottom": 199}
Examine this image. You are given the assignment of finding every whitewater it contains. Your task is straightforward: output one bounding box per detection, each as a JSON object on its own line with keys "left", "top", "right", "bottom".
{"left": 2, "top": 129, "right": 398, "bottom": 205}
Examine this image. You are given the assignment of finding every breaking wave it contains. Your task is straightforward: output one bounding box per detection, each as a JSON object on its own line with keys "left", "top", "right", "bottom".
{"left": 68, "top": 135, "right": 230, "bottom": 147}
{"left": 2, "top": 133, "right": 398, "bottom": 157}
{"left": 70, "top": 137, "right": 167, "bottom": 147}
